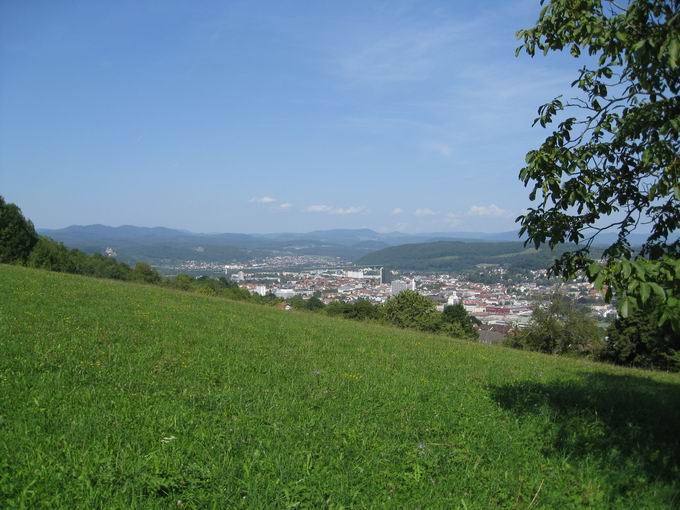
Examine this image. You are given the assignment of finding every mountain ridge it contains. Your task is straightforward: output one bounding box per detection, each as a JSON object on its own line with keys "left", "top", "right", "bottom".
{"left": 38, "top": 224, "right": 660, "bottom": 266}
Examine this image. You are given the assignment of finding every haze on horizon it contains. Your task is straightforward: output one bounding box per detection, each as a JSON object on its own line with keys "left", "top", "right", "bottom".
{"left": 1, "top": 0, "right": 581, "bottom": 234}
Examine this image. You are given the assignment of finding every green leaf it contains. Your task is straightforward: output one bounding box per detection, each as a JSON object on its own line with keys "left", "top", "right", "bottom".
{"left": 621, "top": 260, "right": 631, "bottom": 279}
{"left": 648, "top": 282, "right": 666, "bottom": 300}
{"left": 593, "top": 272, "right": 606, "bottom": 290}
{"left": 640, "top": 282, "right": 651, "bottom": 303}
{"left": 669, "top": 37, "right": 679, "bottom": 68}
{"left": 587, "top": 262, "right": 601, "bottom": 278}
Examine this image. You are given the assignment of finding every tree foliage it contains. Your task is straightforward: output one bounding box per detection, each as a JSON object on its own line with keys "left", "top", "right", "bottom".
{"left": 442, "top": 304, "right": 480, "bottom": 339}
{"left": 132, "top": 262, "right": 162, "bottom": 284}
{"left": 601, "top": 301, "right": 680, "bottom": 371}
{"left": 516, "top": 0, "right": 680, "bottom": 331}
{"left": 505, "top": 294, "right": 603, "bottom": 356}
{"left": 289, "top": 295, "right": 326, "bottom": 312}
{"left": 325, "top": 299, "right": 381, "bottom": 321}
{"left": 0, "top": 196, "right": 38, "bottom": 263}
{"left": 381, "top": 290, "right": 443, "bottom": 333}
{"left": 28, "top": 236, "right": 136, "bottom": 280}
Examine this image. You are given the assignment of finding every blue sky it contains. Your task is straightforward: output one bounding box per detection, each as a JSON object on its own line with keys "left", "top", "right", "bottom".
{"left": 1, "top": 0, "right": 581, "bottom": 233}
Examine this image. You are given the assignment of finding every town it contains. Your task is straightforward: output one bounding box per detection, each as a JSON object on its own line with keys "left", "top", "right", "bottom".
{"left": 167, "top": 256, "right": 618, "bottom": 332}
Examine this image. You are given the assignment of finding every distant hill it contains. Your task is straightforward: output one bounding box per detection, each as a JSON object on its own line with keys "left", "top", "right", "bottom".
{"left": 39, "top": 225, "right": 252, "bottom": 264}
{"left": 38, "top": 225, "right": 387, "bottom": 264}
{"left": 2, "top": 264, "right": 679, "bottom": 507}
{"left": 37, "top": 225, "right": 529, "bottom": 264}
{"left": 38, "top": 224, "right": 654, "bottom": 266}
{"left": 357, "top": 240, "right": 582, "bottom": 272}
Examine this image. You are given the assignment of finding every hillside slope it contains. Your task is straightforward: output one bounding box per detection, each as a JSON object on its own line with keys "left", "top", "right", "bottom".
{"left": 1, "top": 265, "right": 679, "bottom": 508}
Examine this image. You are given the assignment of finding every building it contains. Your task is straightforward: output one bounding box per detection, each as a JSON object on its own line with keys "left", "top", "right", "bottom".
{"left": 447, "top": 292, "right": 460, "bottom": 306}
{"left": 231, "top": 270, "right": 246, "bottom": 282}
{"left": 346, "top": 270, "right": 364, "bottom": 279}
{"left": 391, "top": 279, "right": 415, "bottom": 295}
{"left": 274, "top": 289, "right": 296, "bottom": 299}
{"left": 254, "top": 285, "right": 268, "bottom": 296}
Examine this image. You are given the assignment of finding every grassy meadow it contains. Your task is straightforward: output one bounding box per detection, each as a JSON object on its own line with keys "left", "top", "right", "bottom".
{"left": 1, "top": 264, "right": 679, "bottom": 508}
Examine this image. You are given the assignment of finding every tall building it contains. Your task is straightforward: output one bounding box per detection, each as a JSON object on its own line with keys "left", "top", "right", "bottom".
{"left": 230, "top": 270, "right": 245, "bottom": 282}
{"left": 391, "top": 280, "right": 411, "bottom": 295}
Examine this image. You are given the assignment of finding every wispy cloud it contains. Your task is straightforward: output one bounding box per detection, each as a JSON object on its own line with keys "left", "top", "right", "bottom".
{"left": 414, "top": 208, "right": 436, "bottom": 217}
{"left": 467, "top": 204, "right": 511, "bottom": 217}
{"left": 279, "top": 202, "right": 292, "bottom": 209}
{"left": 305, "top": 204, "right": 367, "bottom": 215}
{"left": 250, "top": 196, "right": 277, "bottom": 204}
{"left": 335, "top": 21, "right": 478, "bottom": 85}
{"left": 392, "top": 207, "right": 404, "bottom": 215}
{"left": 423, "top": 141, "right": 453, "bottom": 158}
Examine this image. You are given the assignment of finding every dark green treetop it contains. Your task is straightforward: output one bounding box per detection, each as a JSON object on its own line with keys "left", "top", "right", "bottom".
{"left": 0, "top": 196, "right": 38, "bottom": 263}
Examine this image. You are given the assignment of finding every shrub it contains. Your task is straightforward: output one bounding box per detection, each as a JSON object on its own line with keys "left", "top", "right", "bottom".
{"left": 601, "top": 303, "right": 680, "bottom": 372}
{"left": 505, "top": 294, "right": 603, "bottom": 357}
{"left": 381, "top": 290, "right": 442, "bottom": 333}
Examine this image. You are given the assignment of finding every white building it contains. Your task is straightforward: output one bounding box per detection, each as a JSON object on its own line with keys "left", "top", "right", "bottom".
{"left": 254, "top": 285, "right": 268, "bottom": 296}
{"left": 346, "top": 270, "right": 364, "bottom": 279}
{"left": 391, "top": 279, "right": 415, "bottom": 295}
{"left": 231, "top": 271, "right": 246, "bottom": 282}
{"left": 463, "top": 303, "right": 486, "bottom": 314}
{"left": 274, "top": 289, "right": 297, "bottom": 299}
{"left": 447, "top": 292, "right": 460, "bottom": 306}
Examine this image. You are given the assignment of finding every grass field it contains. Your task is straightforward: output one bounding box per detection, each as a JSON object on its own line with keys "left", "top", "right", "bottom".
{"left": 1, "top": 265, "right": 679, "bottom": 508}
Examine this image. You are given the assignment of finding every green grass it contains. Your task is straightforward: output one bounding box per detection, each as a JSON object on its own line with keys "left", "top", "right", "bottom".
{"left": 1, "top": 265, "right": 679, "bottom": 508}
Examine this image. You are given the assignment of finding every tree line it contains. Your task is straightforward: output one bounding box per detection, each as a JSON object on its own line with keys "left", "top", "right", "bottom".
{"left": 289, "top": 292, "right": 480, "bottom": 340}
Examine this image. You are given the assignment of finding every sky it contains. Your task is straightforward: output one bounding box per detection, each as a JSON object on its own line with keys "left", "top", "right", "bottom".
{"left": 0, "top": 0, "right": 583, "bottom": 234}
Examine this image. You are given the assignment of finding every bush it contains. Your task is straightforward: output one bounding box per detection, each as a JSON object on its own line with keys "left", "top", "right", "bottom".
{"left": 289, "top": 295, "right": 325, "bottom": 312}
{"left": 505, "top": 294, "right": 603, "bottom": 357}
{"left": 326, "top": 300, "right": 380, "bottom": 321}
{"left": 442, "top": 304, "right": 479, "bottom": 340}
{"left": 27, "top": 237, "right": 76, "bottom": 272}
{"left": 132, "top": 262, "right": 161, "bottom": 283}
{"left": 381, "top": 290, "right": 442, "bottom": 333}
{"left": 600, "top": 303, "right": 680, "bottom": 372}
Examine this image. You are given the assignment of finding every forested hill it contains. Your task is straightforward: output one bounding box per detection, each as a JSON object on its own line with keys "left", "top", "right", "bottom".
{"left": 356, "top": 240, "right": 579, "bottom": 272}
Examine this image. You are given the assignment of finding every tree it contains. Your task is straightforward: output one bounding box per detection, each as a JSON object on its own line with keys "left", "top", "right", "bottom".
{"left": 442, "top": 303, "right": 480, "bottom": 339}
{"left": 288, "top": 295, "right": 307, "bottom": 311}
{"left": 171, "top": 274, "right": 194, "bottom": 291}
{"left": 325, "top": 299, "right": 380, "bottom": 321}
{"left": 381, "top": 290, "right": 442, "bottom": 332}
{"left": 347, "top": 299, "right": 380, "bottom": 321}
{"left": 305, "top": 296, "right": 325, "bottom": 311}
{"left": 0, "top": 196, "right": 38, "bottom": 263}
{"left": 601, "top": 301, "right": 679, "bottom": 371}
{"left": 516, "top": 0, "right": 680, "bottom": 332}
{"left": 27, "top": 236, "right": 75, "bottom": 272}
{"left": 505, "top": 294, "right": 603, "bottom": 356}
{"left": 132, "top": 262, "right": 161, "bottom": 284}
